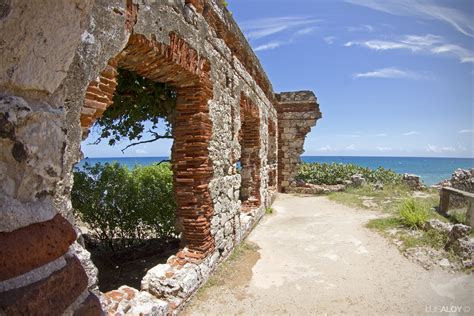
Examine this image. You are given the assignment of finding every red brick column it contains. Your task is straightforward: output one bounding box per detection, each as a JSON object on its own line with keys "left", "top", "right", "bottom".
{"left": 172, "top": 86, "right": 215, "bottom": 257}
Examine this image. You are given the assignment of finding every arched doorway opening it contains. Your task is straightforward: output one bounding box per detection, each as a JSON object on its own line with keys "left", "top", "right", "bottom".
{"left": 76, "top": 33, "right": 215, "bottom": 291}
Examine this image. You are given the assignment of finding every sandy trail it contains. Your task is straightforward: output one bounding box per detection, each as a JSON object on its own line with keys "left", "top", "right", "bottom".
{"left": 184, "top": 194, "right": 474, "bottom": 315}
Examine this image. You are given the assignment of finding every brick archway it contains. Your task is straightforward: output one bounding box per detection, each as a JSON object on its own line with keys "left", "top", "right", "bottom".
{"left": 80, "top": 33, "right": 215, "bottom": 258}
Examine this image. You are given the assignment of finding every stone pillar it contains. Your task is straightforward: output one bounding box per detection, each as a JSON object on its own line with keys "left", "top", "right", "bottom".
{"left": 0, "top": 97, "right": 101, "bottom": 314}
{"left": 467, "top": 199, "right": 474, "bottom": 227}
{"left": 439, "top": 188, "right": 450, "bottom": 215}
{"left": 275, "top": 91, "right": 321, "bottom": 192}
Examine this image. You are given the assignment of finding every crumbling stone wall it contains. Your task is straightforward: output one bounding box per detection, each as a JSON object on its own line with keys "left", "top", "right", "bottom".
{"left": 439, "top": 169, "right": 474, "bottom": 208}
{"left": 0, "top": 0, "right": 319, "bottom": 314}
{"left": 276, "top": 91, "right": 322, "bottom": 192}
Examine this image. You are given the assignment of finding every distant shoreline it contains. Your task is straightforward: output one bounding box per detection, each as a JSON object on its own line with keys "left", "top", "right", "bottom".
{"left": 77, "top": 156, "right": 473, "bottom": 186}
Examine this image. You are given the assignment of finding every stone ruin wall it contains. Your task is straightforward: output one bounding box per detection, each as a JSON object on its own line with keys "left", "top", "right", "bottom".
{"left": 0, "top": 0, "right": 320, "bottom": 314}
{"left": 276, "top": 91, "right": 322, "bottom": 192}
{"left": 439, "top": 169, "right": 474, "bottom": 208}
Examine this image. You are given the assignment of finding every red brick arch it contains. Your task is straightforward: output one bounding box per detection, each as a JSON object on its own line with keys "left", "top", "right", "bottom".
{"left": 80, "top": 32, "right": 215, "bottom": 258}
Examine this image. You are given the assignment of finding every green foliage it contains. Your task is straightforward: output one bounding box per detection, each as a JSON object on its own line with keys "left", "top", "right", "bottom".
{"left": 398, "top": 199, "right": 429, "bottom": 229}
{"left": 265, "top": 207, "right": 274, "bottom": 215}
{"left": 297, "top": 162, "right": 403, "bottom": 185}
{"left": 422, "top": 229, "right": 449, "bottom": 250}
{"left": 132, "top": 164, "right": 176, "bottom": 237}
{"left": 449, "top": 210, "right": 467, "bottom": 225}
{"left": 72, "top": 162, "right": 176, "bottom": 251}
{"left": 94, "top": 68, "right": 176, "bottom": 147}
{"left": 366, "top": 217, "right": 402, "bottom": 231}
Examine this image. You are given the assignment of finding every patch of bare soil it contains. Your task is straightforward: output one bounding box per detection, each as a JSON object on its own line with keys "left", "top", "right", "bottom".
{"left": 182, "top": 242, "right": 260, "bottom": 314}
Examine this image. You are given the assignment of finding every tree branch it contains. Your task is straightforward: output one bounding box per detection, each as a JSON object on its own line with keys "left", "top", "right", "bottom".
{"left": 89, "top": 138, "right": 102, "bottom": 145}
{"left": 121, "top": 134, "right": 173, "bottom": 153}
{"left": 156, "top": 159, "right": 171, "bottom": 166}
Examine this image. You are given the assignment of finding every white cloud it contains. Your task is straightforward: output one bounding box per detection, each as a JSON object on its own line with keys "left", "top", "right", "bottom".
{"left": 375, "top": 133, "right": 387, "bottom": 137}
{"left": 459, "top": 129, "right": 473, "bottom": 134}
{"left": 345, "top": 40, "right": 421, "bottom": 52}
{"left": 254, "top": 41, "right": 283, "bottom": 52}
{"left": 377, "top": 146, "right": 392, "bottom": 151}
{"left": 318, "top": 145, "right": 335, "bottom": 152}
{"left": 295, "top": 27, "right": 316, "bottom": 36}
{"left": 426, "top": 144, "right": 456, "bottom": 153}
{"left": 403, "top": 131, "right": 420, "bottom": 136}
{"left": 345, "top": 0, "right": 474, "bottom": 37}
{"left": 345, "top": 34, "right": 474, "bottom": 63}
{"left": 430, "top": 44, "right": 474, "bottom": 63}
{"left": 345, "top": 144, "right": 357, "bottom": 150}
{"left": 400, "top": 34, "right": 443, "bottom": 46}
{"left": 347, "top": 24, "right": 374, "bottom": 32}
{"left": 241, "top": 16, "right": 320, "bottom": 40}
{"left": 353, "top": 67, "right": 427, "bottom": 80}
{"left": 324, "top": 36, "right": 336, "bottom": 44}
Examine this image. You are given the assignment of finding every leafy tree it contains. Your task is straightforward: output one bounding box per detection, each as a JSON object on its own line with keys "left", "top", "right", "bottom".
{"left": 93, "top": 68, "right": 176, "bottom": 152}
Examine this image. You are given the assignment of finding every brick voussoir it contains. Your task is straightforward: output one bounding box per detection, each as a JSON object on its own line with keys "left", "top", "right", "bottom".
{"left": 0, "top": 257, "right": 88, "bottom": 315}
{"left": 0, "top": 214, "right": 77, "bottom": 281}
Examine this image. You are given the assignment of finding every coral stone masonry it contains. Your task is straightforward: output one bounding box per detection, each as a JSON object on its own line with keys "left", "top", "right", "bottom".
{"left": 0, "top": 0, "right": 321, "bottom": 314}
{"left": 276, "top": 91, "right": 322, "bottom": 192}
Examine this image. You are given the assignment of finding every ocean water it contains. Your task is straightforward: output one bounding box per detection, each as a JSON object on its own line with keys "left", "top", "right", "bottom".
{"left": 77, "top": 156, "right": 474, "bottom": 186}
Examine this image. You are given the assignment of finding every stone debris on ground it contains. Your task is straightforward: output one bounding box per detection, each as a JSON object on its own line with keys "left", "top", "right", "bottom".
{"left": 400, "top": 219, "right": 474, "bottom": 270}
{"left": 403, "top": 174, "right": 425, "bottom": 191}
{"left": 286, "top": 182, "right": 346, "bottom": 195}
{"left": 351, "top": 174, "right": 366, "bottom": 187}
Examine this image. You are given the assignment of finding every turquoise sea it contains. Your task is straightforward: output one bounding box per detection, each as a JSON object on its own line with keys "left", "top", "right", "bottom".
{"left": 77, "top": 156, "right": 474, "bottom": 186}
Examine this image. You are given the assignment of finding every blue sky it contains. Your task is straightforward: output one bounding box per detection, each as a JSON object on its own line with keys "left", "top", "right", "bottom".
{"left": 82, "top": 0, "right": 473, "bottom": 158}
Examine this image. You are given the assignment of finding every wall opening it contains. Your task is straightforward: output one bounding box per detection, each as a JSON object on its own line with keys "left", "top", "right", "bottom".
{"left": 74, "top": 66, "right": 180, "bottom": 292}
{"left": 75, "top": 33, "right": 214, "bottom": 293}
{"left": 239, "top": 94, "right": 261, "bottom": 212}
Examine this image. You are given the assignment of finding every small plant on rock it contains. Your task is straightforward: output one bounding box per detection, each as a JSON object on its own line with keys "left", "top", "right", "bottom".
{"left": 399, "top": 199, "right": 429, "bottom": 229}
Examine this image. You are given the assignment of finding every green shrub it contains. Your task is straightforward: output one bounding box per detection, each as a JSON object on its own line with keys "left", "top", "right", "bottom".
{"left": 265, "top": 207, "right": 274, "bottom": 215}
{"left": 72, "top": 162, "right": 176, "bottom": 251}
{"left": 132, "top": 164, "right": 176, "bottom": 238}
{"left": 296, "top": 162, "right": 402, "bottom": 185}
{"left": 398, "top": 199, "right": 429, "bottom": 229}
{"left": 421, "top": 229, "right": 449, "bottom": 250}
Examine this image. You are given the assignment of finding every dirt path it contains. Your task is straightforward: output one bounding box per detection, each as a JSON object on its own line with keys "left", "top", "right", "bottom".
{"left": 184, "top": 194, "right": 474, "bottom": 315}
